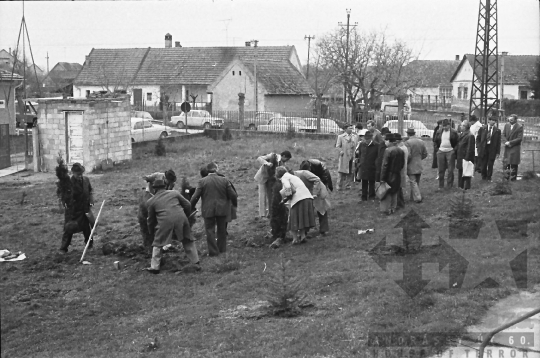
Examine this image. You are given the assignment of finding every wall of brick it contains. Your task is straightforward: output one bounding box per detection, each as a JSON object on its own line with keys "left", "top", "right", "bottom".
{"left": 37, "top": 97, "right": 132, "bottom": 173}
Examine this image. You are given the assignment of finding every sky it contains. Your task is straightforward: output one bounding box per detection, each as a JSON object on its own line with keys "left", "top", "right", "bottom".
{"left": 0, "top": 0, "right": 539, "bottom": 71}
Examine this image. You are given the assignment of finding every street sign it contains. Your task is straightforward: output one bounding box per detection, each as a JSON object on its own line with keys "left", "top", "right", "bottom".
{"left": 180, "top": 101, "right": 191, "bottom": 113}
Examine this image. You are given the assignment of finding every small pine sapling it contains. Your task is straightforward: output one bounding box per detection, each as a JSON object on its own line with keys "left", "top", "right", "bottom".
{"left": 222, "top": 127, "right": 233, "bottom": 141}
{"left": 449, "top": 189, "right": 473, "bottom": 219}
{"left": 491, "top": 167, "right": 512, "bottom": 195}
{"left": 265, "top": 254, "right": 307, "bottom": 317}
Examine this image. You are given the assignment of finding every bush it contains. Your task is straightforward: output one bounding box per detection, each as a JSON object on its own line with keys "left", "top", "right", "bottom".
{"left": 521, "top": 170, "right": 539, "bottom": 180}
{"left": 491, "top": 168, "right": 512, "bottom": 195}
{"left": 155, "top": 137, "right": 166, "bottom": 156}
{"left": 222, "top": 127, "right": 233, "bottom": 141}
{"left": 286, "top": 126, "right": 296, "bottom": 139}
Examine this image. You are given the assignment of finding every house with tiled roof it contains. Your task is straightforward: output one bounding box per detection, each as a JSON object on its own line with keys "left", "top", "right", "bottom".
{"left": 43, "top": 62, "right": 83, "bottom": 96}
{"left": 406, "top": 58, "right": 461, "bottom": 107}
{"left": 0, "top": 70, "right": 23, "bottom": 137}
{"left": 73, "top": 37, "right": 312, "bottom": 113}
{"left": 450, "top": 54, "right": 539, "bottom": 102}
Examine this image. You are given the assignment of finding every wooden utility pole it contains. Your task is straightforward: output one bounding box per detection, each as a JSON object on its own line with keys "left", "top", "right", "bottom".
{"left": 304, "top": 35, "right": 315, "bottom": 80}
{"left": 338, "top": 9, "right": 357, "bottom": 123}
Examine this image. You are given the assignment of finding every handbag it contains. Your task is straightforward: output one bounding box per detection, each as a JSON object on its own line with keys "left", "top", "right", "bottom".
{"left": 462, "top": 160, "right": 474, "bottom": 177}
{"left": 375, "top": 182, "right": 391, "bottom": 200}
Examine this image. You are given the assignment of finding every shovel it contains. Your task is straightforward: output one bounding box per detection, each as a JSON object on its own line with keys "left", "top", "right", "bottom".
{"left": 80, "top": 200, "right": 106, "bottom": 264}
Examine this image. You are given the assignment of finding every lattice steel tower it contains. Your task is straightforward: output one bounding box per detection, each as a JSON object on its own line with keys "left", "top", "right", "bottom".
{"left": 469, "top": 0, "right": 499, "bottom": 123}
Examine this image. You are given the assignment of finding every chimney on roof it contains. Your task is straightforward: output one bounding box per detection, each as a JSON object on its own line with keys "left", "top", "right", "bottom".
{"left": 165, "top": 33, "right": 172, "bottom": 48}
{"left": 85, "top": 55, "right": 91, "bottom": 66}
{"left": 175, "top": 41, "right": 181, "bottom": 48}
{"left": 455, "top": 55, "right": 460, "bottom": 61}
{"left": 245, "top": 41, "right": 251, "bottom": 47}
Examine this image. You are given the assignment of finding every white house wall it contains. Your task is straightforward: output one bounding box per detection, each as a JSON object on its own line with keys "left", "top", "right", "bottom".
{"left": 211, "top": 64, "right": 264, "bottom": 111}
{"left": 451, "top": 60, "right": 532, "bottom": 101}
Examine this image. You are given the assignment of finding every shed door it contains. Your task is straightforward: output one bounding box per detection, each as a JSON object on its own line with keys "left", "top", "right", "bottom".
{"left": 133, "top": 88, "right": 143, "bottom": 110}
{"left": 65, "top": 111, "right": 84, "bottom": 165}
{"left": 0, "top": 124, "right": 11, "bottom": 169}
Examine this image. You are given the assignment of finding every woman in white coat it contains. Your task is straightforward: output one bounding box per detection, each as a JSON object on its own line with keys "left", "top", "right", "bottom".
{"left": 276, "top": 166, "right": 316, "bottom": 245}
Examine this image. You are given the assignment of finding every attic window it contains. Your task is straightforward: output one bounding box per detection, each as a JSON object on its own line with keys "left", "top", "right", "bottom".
{"left": 232, "top": 71, "right": 235, "bottom": 76}
{"left": 147, "top": 93, "right": 152, "bottom": 101}
{"left": 239, "top": 71, "right": 242, "bottom": 76}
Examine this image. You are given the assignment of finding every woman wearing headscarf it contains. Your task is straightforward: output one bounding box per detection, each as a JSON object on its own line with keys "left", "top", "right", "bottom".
{"left": 276, "top": 166, "right": 316, "bottom": 245}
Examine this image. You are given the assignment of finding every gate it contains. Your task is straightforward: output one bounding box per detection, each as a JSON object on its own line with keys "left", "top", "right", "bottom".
{"left": 0, "top": 124, "right": 10, "bottom": 169}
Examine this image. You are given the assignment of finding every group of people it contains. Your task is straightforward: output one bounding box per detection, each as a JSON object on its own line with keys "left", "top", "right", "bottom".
{"left": 432, "top": 113, "right": 524, "bottom": 188}
{"left": 139, "top": 163, "right": 238, "bottom": 273}
{"left": 57, "top": 113, "right": 524, "bottom": 270}
{"left": 334, "top": 120, "right": 429, "bottom": 215}
{"left": 255, "top": 151, "right": 333, "bottom": 248}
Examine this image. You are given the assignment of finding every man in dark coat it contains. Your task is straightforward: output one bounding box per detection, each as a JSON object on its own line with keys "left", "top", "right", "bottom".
{"left": 355, "top": 131, "right": 379, "bottom": 201}
{"left": 299, "top": 159, "right": 333, "bottom": 192}
{"left": 380, "top": 133, "right": 405, "bottom": 215}
{"left": 455, "top": 120, "right": 476, "bottom": 190}
{"left": 432, "top": 119, "right": 443, "bottom": 171}
{"left": 145, "top": 175, "right": 199, "bottom": 274}
{"left": 477, "top": 116, "right": 501, "bottom": 181}
{"left": 191, "top": 162, "right": 238, "bottom": 257}
{"left": 138, "top": 169, "right": 177, "bottom": 249}
{"left": 375, "top": 127, "right": 391, "bottom": 182}
{"left": 502, "top": 114, "right": 524, "bottom": 181}
{"left": 59, "top": 163, "right": 95, "bottom": 254}
{"left": 434, "top": 118, "right": 459, "bottom": 189}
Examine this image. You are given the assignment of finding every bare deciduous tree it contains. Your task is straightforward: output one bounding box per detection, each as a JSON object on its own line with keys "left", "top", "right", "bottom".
{"left": 316, "top": 28, "right": 421, "bottom": 128}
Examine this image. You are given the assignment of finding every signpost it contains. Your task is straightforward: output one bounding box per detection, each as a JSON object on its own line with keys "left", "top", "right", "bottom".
{"left": 180, "top": 101, "right": 191, "bottom": 134}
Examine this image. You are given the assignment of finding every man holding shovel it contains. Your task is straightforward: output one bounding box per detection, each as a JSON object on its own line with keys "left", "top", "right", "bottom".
{"left": 145, "top": 175, "right": 200, "bottom": 274}
{"left": 59, "top": 163, "right": 95, "bottom": 254}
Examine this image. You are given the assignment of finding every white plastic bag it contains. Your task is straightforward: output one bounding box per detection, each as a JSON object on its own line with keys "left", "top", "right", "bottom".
{"left": 463, "top": 160, "right": 474, "bottom": 177}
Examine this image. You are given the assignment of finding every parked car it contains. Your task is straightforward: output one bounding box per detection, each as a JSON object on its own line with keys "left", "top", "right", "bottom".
{"left": 169, "top": 110, "right": 224, "bottom": 129}
{"left": 258, "top": 117, "right": 307, "bottom": 132}
{"left": 16, "top": 100, "right": 38, "bottom": 128}
{"left": 383, "top": 120, "right": 433, "bottom": 138}
{"left": 131, "top": 111, "right": 154, "bottom": 120}
{"left": 245, "top": 112, "right": 283, "bottom": 130}
{"left": 131, "top": 118, "right": 171, "bottom": 143}
{"left": 300, "top": 118, "right": 341, "bottom": 134}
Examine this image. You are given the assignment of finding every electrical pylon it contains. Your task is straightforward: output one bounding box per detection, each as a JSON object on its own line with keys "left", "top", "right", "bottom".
{"left": 469, "top": 0, "right": 499, "bottom": 124}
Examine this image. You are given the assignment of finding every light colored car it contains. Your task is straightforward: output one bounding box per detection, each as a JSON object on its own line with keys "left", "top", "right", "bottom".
{"left": 131, "top": 111, "right": 154, "bottom": 120}
{"left": 170, "top": 110, "right": 224, "bottom": 129}
{"left": 300, "top": 118, "right": 341, "bottom": 134}
{"left": 383, "top": 120, "right": 432, "bottom": 138}
{"left": 258, "top": 117, "right": 307, "bottom": 132}
{"left": 131, "top": 118, "right": 171, "bottom": 143}
{"left": 246, "top": 112, "right": 283, "bottom": 130}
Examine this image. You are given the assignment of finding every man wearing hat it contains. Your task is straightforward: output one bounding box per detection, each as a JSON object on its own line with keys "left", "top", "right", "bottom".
{"left": 502, "top": 114, "right": 524, "bottom": 181}
{"left": 375, "top": 127, "right": 391, "bottom": 182}
{"left": 355, "top": 130, "right": 379, "bottom": 201}
{"left": 146, "top": 174, "right": 200, "bottom": 274}
{"left": 395, "top": 133, "right": 410, "bottom": 209}
{"left": 335, "top": 124, "right": 359, "bottom": 190}
{"left": 59, "top": 163, "right": 95, "bottom": 254}
{"left": 405, "top": 127, "right": 428, "bottom": 202}
{"left": 433, "top": 118, "right": 459, "bottom": 189}
{"left": 379, "top": 133, "right": 405, "bottom": 214}
{"left": 138, "top": 169, "right": 177, "bottom": 249}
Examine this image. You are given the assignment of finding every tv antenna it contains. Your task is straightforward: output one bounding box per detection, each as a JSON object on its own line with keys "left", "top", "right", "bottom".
{"left": 218, "top": 18, "right": 232, "bottom": 46}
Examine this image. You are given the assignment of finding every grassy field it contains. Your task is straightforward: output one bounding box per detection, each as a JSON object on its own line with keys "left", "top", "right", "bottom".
{"left": 1, "top": 133, "right": 539, "bottom": 357}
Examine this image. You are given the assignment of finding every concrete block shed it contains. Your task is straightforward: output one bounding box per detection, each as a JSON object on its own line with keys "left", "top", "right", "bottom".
{"left": 36, "top": 96, "right": 132, "bottom": 173}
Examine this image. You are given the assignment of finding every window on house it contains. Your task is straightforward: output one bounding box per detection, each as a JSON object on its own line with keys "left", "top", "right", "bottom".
{"left": 463, "top": 87, "right": 468, "bottom": 100}
{"left": 520, "top": 91, "right": 528, "bottom": 100}
{"left": 440, "top": 87, "right": 452, "bottom": 100}
{"left": 239, "top": 71, "right": 242, "bottom": 76}
{"left": 147, "top": 93, "right": 152, "bottom": 101}
{"left": 86, "top": 90, "right": 90, "bottom": 98}
{"left": 232, "top": 71, "right": 235, "bottom": 75}
{"left": 457, "top": 88, "right": 462, "bottom": 99}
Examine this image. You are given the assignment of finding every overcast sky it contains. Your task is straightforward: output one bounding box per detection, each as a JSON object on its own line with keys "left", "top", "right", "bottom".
{"left": 1, "top": 0, "right": 539, "bottom": 71}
